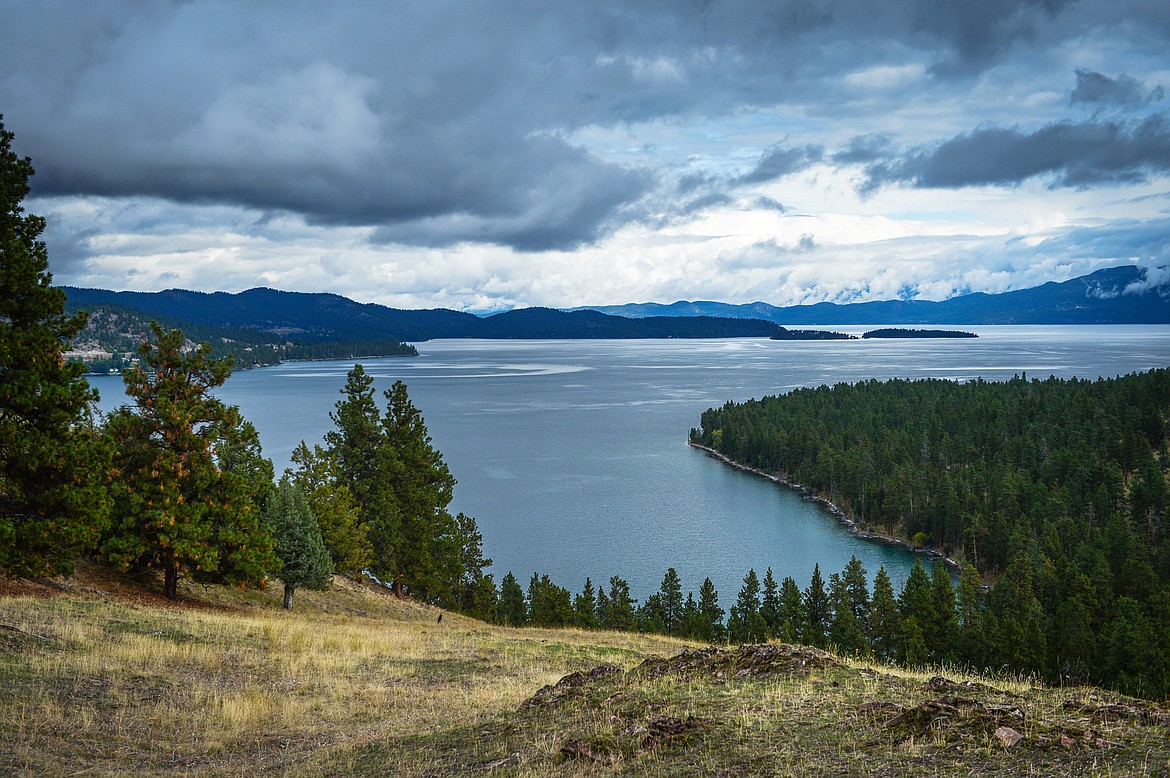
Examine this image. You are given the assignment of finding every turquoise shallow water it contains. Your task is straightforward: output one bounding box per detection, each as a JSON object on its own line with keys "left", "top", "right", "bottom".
{"left": 89, "top": 325, "right": 1170, "bottom": 602}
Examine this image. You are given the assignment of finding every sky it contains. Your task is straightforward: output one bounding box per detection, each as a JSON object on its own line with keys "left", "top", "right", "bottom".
{"left": 2, "top": 0, "right": 1169, "bottom": 311}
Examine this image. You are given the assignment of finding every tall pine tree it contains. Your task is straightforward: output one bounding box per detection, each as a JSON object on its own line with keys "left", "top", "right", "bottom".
{"left": 0, "top": 116, "right": 110, "bottom": 578}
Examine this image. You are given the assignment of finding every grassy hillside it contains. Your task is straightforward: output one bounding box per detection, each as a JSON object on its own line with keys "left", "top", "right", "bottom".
{"left": 2, "top": 570, "right": 1167, "bottom": 777}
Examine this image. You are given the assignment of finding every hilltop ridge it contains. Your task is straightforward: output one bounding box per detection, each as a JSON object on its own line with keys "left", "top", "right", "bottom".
{"left": 2, "top": 570, "right": 1167, "bottom": 776}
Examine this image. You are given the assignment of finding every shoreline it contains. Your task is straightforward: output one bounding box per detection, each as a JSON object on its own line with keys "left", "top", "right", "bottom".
{"left": 686, "top": 441, "right": 963, "bottom": 575}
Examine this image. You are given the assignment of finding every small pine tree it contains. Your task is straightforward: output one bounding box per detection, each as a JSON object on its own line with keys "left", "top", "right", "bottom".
{"left": 697, "top": 577, "right": 726, "bottom": 643}
{"left": 574, "top": 577, "right": 600, "bottom": 628}
{"left": 760, "top": 567, "right": 781, "bottom": 638}
{"left": 498, "top": 571, "right": 528, "bottom": 626}
{"left": 287, "top": 441, "right": 369, "bottom": 575}
{"left": 266, "top": 479, "right": 333, "bottom": 610}
{"left": 729, "top": 569, "right": 767, "bottom": 644}
{"left": 777, "top": 576, "right": 806, "bottom": 644}
{"left": 658, "top": 567, "right": 684, "bottom": 635}
{"left": 804, "top": 564, "right": 830, "bottom": 647}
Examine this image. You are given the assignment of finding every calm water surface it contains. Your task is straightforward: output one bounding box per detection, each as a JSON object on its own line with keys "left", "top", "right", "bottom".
{"left": 90, "top": 325, "right": 1170, "bottom": 602}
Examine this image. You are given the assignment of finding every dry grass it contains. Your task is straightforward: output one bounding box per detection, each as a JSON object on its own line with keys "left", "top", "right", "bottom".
{"left": 0, "top": 569, "right": 691, "bottom": 776}
{"left": 2, "top": 569, "right": 1168, "bottom": 777}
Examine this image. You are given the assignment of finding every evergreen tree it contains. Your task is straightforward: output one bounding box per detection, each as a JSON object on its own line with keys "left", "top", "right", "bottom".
{"left": 602, "top": 575, "right": 638, "bottom": 631}
{"left": 528, "top": 573, "right": 574, "bottom": 626}
{"left": 0, "top": 116, "right": 110, "bottom": 579}
{"left": 760, "top": 567, "right": 781, "bottom": 637}
{"left": 451, "top": 512, "right": 492, "bottom": 614}
{"left": 574, "top": 577, "right": 600, "bottom": 628}
{"left": 679, "top": 591, "right": 700, "bottom": 639}
{"left": 868, "top": 566, "right": 901, "bottom": 661}
{"left": 498, "top": 571, "right": 528, "bottom": 626}
{"left": 265, "top": 478, "right": 333, "bottom": 610}
{"left": 777, "top": 576, "right": 806, "bottom": 644}
{"left": 729, "top": 568, "right": 767, "bottom": 643}
{"left": 287, "top": 441, "right": 369, "bottom": 575}
{"left": 804, "top": 564, "right": 830, "bottom": 647}
{"left": 658, "top": 567, "right": 684, "bottom": 635}
{"left": 639, "top": 593, "right": 667, "bottom": 634}
{"left": 929, "top": 560, "right": 959, "bottom": 662}
{"left": 380, "top": 379, "right": 459, "bottom": 599}
{"left": 828, "top": 571, "right": 867, "bottom": 655}
{"left": 696, "top": 576, "right": 726, "bottom": 643}
{"left": 897, "top": 560, "right": 933, "bottom": 664}
{"left": 102, "top": 325, "right": 274, "bottom": 599}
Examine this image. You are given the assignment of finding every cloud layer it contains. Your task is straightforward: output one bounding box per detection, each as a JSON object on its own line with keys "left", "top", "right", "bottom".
{"left": 1, "top": 0, "right": 1168, "bottom": 307}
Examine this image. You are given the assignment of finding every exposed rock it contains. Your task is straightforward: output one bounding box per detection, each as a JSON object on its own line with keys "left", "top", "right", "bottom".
{"left": 995, "top": 726, "right": 1024, "bottom": 748}
{"left": 519, "top": 664, "right": 622, "bottom": 710}
{"left": 641, "top": 714, "right": 711, "bottom": 750}
{"left": 635, "top": 643, "right": 838, "bottom": 681}
{"left": 923, "top": 675, "right": 1005, "bottom": 695}
{"left": 559, "top": 739, "right": 620, "bottom": 766}
{"left": 883, "top": 696, "right": 1025, "bottom": 747}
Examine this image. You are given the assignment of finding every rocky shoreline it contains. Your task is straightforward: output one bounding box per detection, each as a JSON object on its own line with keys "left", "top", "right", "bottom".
{"left": 687, "top": 441, "right": 963, "bottom": 575}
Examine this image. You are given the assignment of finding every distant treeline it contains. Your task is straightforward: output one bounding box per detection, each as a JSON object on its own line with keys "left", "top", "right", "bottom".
{"left": 689, "top": 369, "right": 1170, "bottom": 698}
{"left": 861, "top": 328, "right": 977, "bottom": 338}
{"left": 477, "top": 556, "right": 972, "bottom": 673}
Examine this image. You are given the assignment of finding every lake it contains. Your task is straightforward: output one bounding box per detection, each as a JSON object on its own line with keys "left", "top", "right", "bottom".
{"left": 88, "top": 325, "right": 1170, "bottom": 604}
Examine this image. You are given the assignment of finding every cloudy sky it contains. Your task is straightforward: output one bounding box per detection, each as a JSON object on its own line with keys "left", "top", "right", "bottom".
{"left": 2, "top": 1, "right": 1168, "bottom": 310}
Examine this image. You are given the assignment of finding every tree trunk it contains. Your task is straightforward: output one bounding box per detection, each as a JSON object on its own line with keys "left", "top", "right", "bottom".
{"left": 164, "top": 563, "right": 178, "bottom": 600}
{"left": 392, "top": 573, "right": 404, "bottom": 598}
{"left": 283, "top": 584, "right": 294, "bottom": 610}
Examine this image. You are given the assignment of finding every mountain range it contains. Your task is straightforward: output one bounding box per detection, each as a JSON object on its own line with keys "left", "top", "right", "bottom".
{"left": 577, "top": 265, "right": 1169, "bottom": 325}
{"left": 62, "top": 265, "right": 1169, "bottom": 352}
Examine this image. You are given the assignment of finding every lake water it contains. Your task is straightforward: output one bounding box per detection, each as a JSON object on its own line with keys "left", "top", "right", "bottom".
{"left": 88, "top": 325, "right": 1170, "bottom": 603}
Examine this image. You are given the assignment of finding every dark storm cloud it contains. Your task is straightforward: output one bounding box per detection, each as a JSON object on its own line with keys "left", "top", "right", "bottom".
{"left": 862, "top": 114, "right": 1170, "bottom": 190}
{"left": 1071, "top": 69, "right": 1164, "bottom": 109}
{"left": 2, "top": 0, "right": 1169, "bottom": 255}
{"left": 738, "top": 144, "right": 824, "bottom": 185}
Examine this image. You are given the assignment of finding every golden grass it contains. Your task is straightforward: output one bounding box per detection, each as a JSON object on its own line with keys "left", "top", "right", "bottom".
{"left": 0, "top": 574, "right": 694, "bottom": 776}
{"left": 2, "top": 574, "right": 1168, "bottom": 777}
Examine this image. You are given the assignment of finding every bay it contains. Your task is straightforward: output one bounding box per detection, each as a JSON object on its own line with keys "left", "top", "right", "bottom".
{"left": 88, "top": 325, "right": 1170, "bottom": 603}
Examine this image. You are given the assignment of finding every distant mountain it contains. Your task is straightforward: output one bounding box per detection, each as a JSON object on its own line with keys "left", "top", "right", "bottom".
{"left": 576, "top": 265, "right": 1170, "bottom": 324}
{"left": 61, "top": 288, "right": 807, "bottom": 342}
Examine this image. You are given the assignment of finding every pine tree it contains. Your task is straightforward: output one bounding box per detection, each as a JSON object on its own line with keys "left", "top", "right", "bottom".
{"left": 696, "top": 576, "right": 726, "bottom": 643}
{"left": 0, "top": 116, "right": 110, "bottom": 579}
{"left": 498, "top": 571, "right": 528, "bottom": 626}
{"left": 828, "top": 571, "right": 867, "bottom": 654}
{"left": 574, "top": 577, "right": 600, "bottom": 628}
{"left": 777, "top": 576, "right": 806, "bottom": 644}
{"left": 102, "top": 325, "right": 274, "bottom": 599}
{"left": 266, "top": 478, "right": 333, "bottom": 610}
{"left": 760, "top": 567, "right": 781, "bottom": 637}
{"left": 898, "top": 560, "right": 934, "bottom": 665}
{"left": 804, "top": 564, "right": 830, "bottom": 647}
{"left": 380, "top": 379, "right": 458, "bottom": 599}
{"left": 929, "top": 560, "right": 959, "bottom": 662}
{"left": 658, "top": 567, "right": 684, "bottom": 635}
{"left": 603, "top": 575, "right": 638, "bottom": 631}
{"left": 729, "top": 569, "right": 767, "bottom": 643}
{"left": 287, "top": 441, "right": 369, "bottom": 575}
{"left": 868, "top": 566, "right": 901, "bottom": 661}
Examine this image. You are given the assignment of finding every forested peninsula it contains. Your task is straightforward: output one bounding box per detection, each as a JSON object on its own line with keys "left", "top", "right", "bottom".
{"left": 691, "top": 370, "right": 1170, "bottom": 698}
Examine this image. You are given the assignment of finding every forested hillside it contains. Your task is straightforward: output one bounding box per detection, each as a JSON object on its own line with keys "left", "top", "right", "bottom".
{"left": 64, "top": 300, "right": 417, "bottom": 372}
{"left": 691, "top": 370, "right": 1170, "bottom": 697}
